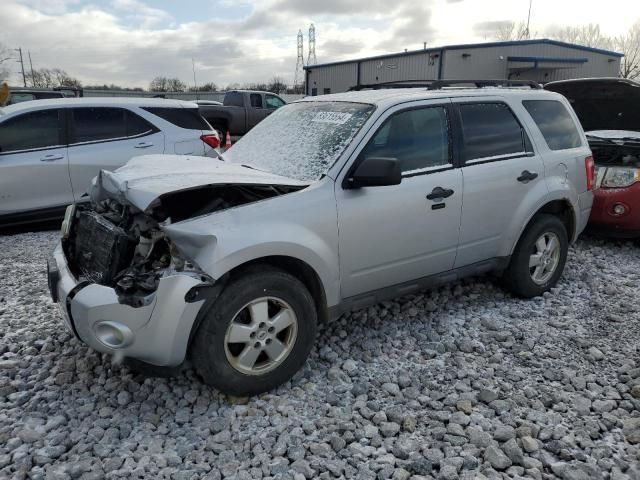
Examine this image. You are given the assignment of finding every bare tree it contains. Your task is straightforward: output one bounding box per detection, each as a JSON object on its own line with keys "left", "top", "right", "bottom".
{"left": 267, "top": 76, "right": 287, "bottom": 94}
{"left": 493, "top": 21, "right": 530, "bottom": 41}
{"left": 166, "top": 78, "right": 186, "bottom": 92}
{"left": 615, "top": 20, "right": 640, "bottom": 79}
{"left": 149, "top": 76, "right": 168, "bottom": 91}
{"left": 192, "top": 81, "right": 217, "bottom": 92}
{"left": 0, "top": 43, "right": 12, "bottom": 81}
{"left": 26, "top": 68, "right": 81, "bottom": 88}
{"left": 548, "top": 23, "right": 613, "bottom": 49}
{"left": 150, "top": 76, "right": 186, "bottom": 92}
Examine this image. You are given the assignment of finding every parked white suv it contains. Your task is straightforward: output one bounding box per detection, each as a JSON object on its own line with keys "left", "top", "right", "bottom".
{"left": 0, "top": 98, "right": 219, "bottom": 226}
{"left": 48, "top": 82, "right": 594, "bottom": 395}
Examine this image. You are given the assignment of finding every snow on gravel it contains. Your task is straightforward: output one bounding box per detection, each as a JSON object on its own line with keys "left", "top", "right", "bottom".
{"left": 1, "top": 231, "right": 640, "bottom": 480}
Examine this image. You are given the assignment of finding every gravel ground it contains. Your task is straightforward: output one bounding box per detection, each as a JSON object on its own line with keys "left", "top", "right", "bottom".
{"left": 1, "top": 231, "right": 639, "bottom": 480}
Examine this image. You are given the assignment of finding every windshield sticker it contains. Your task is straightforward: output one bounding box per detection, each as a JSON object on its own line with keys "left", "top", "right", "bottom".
{"left": 311, "top": 112, "right": 353, "bottom": 125}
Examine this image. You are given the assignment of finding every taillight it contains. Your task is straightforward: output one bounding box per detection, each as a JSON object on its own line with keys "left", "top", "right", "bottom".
{"left": 201, "top": 134, "right": 220, "bottom": 149}
{"left": 585, "top": 155, "right": 595, "bottom": 191}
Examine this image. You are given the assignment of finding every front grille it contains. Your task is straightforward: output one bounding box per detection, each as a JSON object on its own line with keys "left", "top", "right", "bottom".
{"left": 72, "top": 211, "right": 135, "bottom": 285}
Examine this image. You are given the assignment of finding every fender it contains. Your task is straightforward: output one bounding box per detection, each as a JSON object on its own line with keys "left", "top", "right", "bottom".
{"left": 503, "top": 189, "right": 579, "bottom": 257}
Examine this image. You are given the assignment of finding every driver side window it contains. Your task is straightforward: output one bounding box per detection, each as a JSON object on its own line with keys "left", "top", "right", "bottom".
{"left": 360, "top": 106, "right": 450, "bottom": 173}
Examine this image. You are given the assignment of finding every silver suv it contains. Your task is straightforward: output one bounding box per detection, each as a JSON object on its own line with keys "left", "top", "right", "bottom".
{"left": 48, "top": 83, "right": 594, "bottom": 395}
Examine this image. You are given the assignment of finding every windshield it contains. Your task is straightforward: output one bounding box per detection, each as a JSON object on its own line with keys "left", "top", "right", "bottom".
{"left": 223, "top": 101, "right": 375, "bottom": 182}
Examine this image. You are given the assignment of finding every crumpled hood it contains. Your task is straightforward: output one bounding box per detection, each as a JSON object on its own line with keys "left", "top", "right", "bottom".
{"left": 91, "top": 154, "right": 308, "bottom": 211}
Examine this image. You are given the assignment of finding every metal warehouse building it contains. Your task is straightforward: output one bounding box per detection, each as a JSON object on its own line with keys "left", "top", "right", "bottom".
{"left": 304, "top": 39, "right": 623, "bottom": 95}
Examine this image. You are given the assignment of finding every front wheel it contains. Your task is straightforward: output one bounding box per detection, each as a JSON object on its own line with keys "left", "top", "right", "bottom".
{"left": 191, "top": 267, "right": 317, "bottom": 396}
{"left": 503, "top": 214, "right": 568, "bottom": 298}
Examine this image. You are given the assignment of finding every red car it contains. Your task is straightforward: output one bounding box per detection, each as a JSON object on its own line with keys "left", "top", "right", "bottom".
{"left": 545, "top": 78, "right": 640, "bottom": 237}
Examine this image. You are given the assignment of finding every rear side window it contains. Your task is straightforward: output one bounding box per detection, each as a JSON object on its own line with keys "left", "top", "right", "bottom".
{"left": 73, "top": 107, "right": 126, "bottom": 143}
{"left": 224, "top": 92, "right": 244, "bottom": 107}
{"left": 0, "top": 109, "right": 62, "bottom": 153}
{"left": 458, "top": 103, "right": 528, "bottom": 161}
{"left": 361, "top": 106, "right": 450, "bottom": 173}
{"left": 143, "top": 107, "right": 209, "bottom": 130}
{"left": 250, "top": 93, "right": 263, "bottom": 108}
{"left": 125, "top": 110, "right": 156, "bottom": 136}
{"left": 523, "top": 100, "right": 582, "bottom": 150}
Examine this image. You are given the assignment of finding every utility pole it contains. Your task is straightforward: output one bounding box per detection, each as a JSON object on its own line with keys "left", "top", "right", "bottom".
{"left": 307, "top": 24, "right": 317, "bottom": 66}
{"left": 28, "top": 51, "right": 34, "bottom": 87}
{"left": 15, "top": 48, "right": 26, "bottom": 87}
{"left": 192, "top": 58, "right": 199, "bottom": 100}
{"left": 525, "top": 0, "right": 533, "bottom": 39}
{"left": 294, "top": 29, "right": 305, "bottom": 92}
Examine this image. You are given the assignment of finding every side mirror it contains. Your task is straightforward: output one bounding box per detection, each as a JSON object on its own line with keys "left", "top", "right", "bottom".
{"left": 347, "top": 157, "right": 401, "bottom": 189}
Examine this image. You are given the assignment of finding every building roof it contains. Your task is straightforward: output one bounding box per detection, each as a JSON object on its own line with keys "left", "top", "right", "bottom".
{"left": 303, "top": 38, "right": 624, "bottom": 70}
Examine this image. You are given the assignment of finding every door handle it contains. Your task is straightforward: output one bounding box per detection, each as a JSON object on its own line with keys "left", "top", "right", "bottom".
{"left": 426, "top": 187, "right": 454, "bottom": 200}
{"left": 517, "top": 170, "right": 538, "bottom": 183}
{"left": 134, "top": 142, "right": 154, "bottom": 148}
{"left": 40, "top": 154, "right": 64, "bottom": 162}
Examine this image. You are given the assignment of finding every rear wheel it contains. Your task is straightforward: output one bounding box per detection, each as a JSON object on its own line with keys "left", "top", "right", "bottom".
{"left": 503, "top": 214, "right": 568, "bottom": 298}
{"left": 191, "top": 267, "right": 317, "bottom": 396}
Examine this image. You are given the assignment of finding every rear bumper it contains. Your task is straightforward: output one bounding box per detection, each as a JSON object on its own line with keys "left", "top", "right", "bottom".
{"left": 588, "top": 184, "right": 640, "bottom": 237}
{"left": 48, "top": 242, "right": 207, "bottom": 366}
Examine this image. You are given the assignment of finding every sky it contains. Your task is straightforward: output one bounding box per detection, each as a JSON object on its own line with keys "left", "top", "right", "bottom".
{"left": 1, "top": 0, "right": 638, "bottom": 88}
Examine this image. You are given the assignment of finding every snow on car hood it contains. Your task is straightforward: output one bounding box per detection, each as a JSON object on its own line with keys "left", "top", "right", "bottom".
{"left": 91, "top": 154, "right": 308, "bottom": 211}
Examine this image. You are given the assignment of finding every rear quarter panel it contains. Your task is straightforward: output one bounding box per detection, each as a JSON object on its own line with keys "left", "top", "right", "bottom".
{"left": 511, "top": 93, "right": 593, "bottom": 242}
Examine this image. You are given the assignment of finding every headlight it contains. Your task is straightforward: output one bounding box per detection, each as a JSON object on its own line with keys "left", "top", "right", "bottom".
{"left": 600, "top": 167, "right": 640, "bottom": 188}
{"left": 60, "top": 204, "right": 76, "bottom": 238}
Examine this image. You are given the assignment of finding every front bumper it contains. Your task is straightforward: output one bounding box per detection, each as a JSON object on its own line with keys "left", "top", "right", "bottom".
{"left": 47, "top": 242, "right": 207, "bottom": 366}
{"left": 588, "top": 184, "right": 640, "bottom": 237}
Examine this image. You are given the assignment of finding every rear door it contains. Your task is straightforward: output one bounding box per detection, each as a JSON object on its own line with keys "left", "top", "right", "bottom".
{"left": 67, "top": 107, "right": 164, "bottom": 200}
{"left": 452, "top": 99, "right": 547, "bottom": 267}
{"left": 0, "top": 108, "right": 73, "bottom": 218}
{"left": 248, "top": 93, "right": 266, "bottom": 128}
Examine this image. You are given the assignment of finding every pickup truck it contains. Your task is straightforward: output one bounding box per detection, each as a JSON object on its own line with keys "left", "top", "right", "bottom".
{"left": 197, "top": 90, "right": 286, "bottom": 138}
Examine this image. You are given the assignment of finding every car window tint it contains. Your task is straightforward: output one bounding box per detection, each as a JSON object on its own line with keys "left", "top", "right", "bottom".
{"left": 73, "top": 107, "right": 126, "bottom": 143}
{"left": 125, "top": 110, "right": 155, "bottom": 136}
{"left": 250, "top": 93, "right": 263, "bottom": 108}
{"left": 459, "top": 103, "right": 526, "bottom": 161}
{"left": 523, "top": 100, "right": 583, "bottom": 150}
{"left": 266, "top": 95, "right": 285, "bottom": 109}
{"left": 0, "top": 109, "right": 62, "bottom": 153}
{"left": 142, "top": 107, "right": 209, "bottom": 130}
{"left": 224, "top": 92, "right": 244, "bottom": 107}
{"left": 361, "top": 106, "right": 450, "bottom": 173}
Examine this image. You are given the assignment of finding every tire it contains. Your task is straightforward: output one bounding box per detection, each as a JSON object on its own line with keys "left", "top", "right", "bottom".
{"left": 191, "top": 267, "right": 317, "bottom": 396}
{"left": 503, "top": 214, "right": 568, "bottom": 298}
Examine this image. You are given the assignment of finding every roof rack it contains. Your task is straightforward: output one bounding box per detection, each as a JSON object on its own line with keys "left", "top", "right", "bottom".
{"left": 349, "top": 79, "right": 542, "bottom": 91}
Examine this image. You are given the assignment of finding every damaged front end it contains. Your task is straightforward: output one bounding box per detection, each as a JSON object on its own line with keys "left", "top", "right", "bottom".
{"left": 65, "top": 198, "right": 213, "bottom": 308}
{"left": 50, "top": 157, "right": 308, "bottom": 366}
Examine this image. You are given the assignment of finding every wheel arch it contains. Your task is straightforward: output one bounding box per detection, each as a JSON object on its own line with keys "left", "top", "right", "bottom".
{"left": 223, "top": 255, "right": 329, "bottom": 324}
{"left": 511, "top": 198, "right": 576, "bottom": 255}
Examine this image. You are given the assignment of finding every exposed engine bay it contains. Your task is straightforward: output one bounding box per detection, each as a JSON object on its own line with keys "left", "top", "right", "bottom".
{"left": 64, "top": 183, "right": 304, "bottom": 306}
